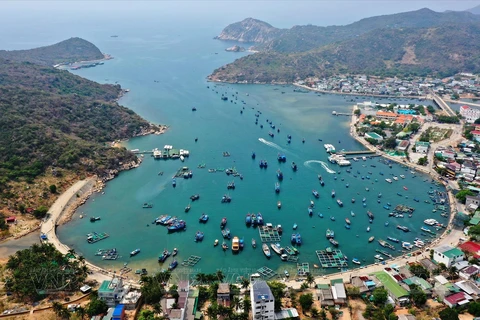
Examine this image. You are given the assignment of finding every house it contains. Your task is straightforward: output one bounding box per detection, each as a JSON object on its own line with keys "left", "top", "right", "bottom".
{"left": 376, "top": 111, "right": 398, "bottom": 120}
{"left": 466, "top": 195, "right": 480, "bottom": 212}
{"left": 250, "top": 280, "right": 275, "bottom": 319}
{"left": 119, "top": 291, "right": 142, "bottom": 310}
{"left": 460, "top": 105, "right": 480, "bottom": 123}
{"left": 433, "top": 245, "right": 465, "bottom": 268}
{"left": 274, "top": 308, "right": 299, "bottom": 320}
{"left": 472, "top": 130, "right": 480, "bottom": 141}
{"left": 459, "top": 241, "right": 480, "bottom": 259}
{"left": 396, "top": 140, "right": 410, "bottom": 152}
{"left": 415, "top": 141, "right": 430, "bottom": 153}
{"left": 370, "top": 271, "right": 409, "bottom": 306}
{"left": 112, "top": 304, "right": 126, "bottom": 320}
{"left": 444, "top": 292, "right": 473, "bottom": 308}
{"left": 331, "top": 283, "right": 347, "bottom": 305}
{"left": 5, "top": 216, "right": 16, "bottom": 224}
{"left": 317, "top": 284, "right": 334, "bottom": 306}
{"left": 217, "top": 283, "right": 230, "bottom": 307}
{"left": 455, "top": 280, "right": 480, "bottom": 296}
{"left": 98, "top": 278, "right": 128, "bottom": 307}
{"left": 351, "top": 276, "right": 377, "bottom": 293}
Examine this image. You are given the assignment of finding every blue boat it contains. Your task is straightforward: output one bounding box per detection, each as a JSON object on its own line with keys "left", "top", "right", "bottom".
{"left": 379, "top": 172, "right": 384, "bottom": 176}
{"left": 277, "top": 170, "right": 284, "bottom": 180}
{"left": 168, "top": 259, "right": 178, "bottom": 270}
{"left": 199, "top": 214, "right": 209, "bottom": 223}
{"left": 239, "top": 238, "right": 244, "bottom": 249}
{"left": 385, "top": 222, "right": 389, "bottom": 227}
{"left": 397, "top": 192, "right": 402, "bottom": 196}
{"left": 291, "top": 233, "right": 296, "bottom": 244}
{"left": 259, "top": 160, "right": 268, "bottom": 168}
{"left": 362, "top": 203, "right": 367, "bottom": 208}
{"left": 352, "top": 258, "right": 361, "bottom": 265}
{"left": 293, "top": 223, "right": 297, "bottom": 230}
{"left": 277, "top": 153, "right": 286, "bottom": 162}
{"left": 172, "top": 178, "right": 176, "bottom": 187}
{"left": 251, "top": 152, "right": 256, "bottom": 159}
{"left": 377, "top": 199, "right": 381, "bottom": 203}
{"left": 308, "top": 208, "right": 313, "bottom": 216}
{"left": 345, "top": 183, "right": 349, "bottom": 188}
{"left": 245, "top": 214, "right": 252, "bottom": 225}
{"left": 195, "top": 231, "right": 204, "bottom": 242}
{"left": 257, "top": 213, "right": 264, "bottom": 225}
{"left": 156, "top": 215, "right": 171, "bottom": 225}
{"left": 320, "top": 180, "right": 325, "bottom": 186}
{"left": 362, "top": 197, "right": 366, "bottom": 202}
{"left": 345, "top": 224, "right": 350, "bottom": 229}
{"left": 318, "top": 213, "right": 323, "bottom": 218}
{"left": 378, "top": 193, "right": 382, "bottom": 198}
{"left": 413, "top": 198, "right": 420, "bottom": 202}
{"left": 295, "top": 233, "right": 302, "bottom": 245}
{"left": 275, "top": 182, "right": 280, "bottom": 193}
{"left": 291, "top": 162, "right": 298, "bottom": 171}
{"left": 167, "top": 220, "right": 186, "bottom": 233}
{"left": 383, "top": 205, "right": 390, "bottom": 210}
{"left": 158, "top": 249, "right": 171, "bottom": 263}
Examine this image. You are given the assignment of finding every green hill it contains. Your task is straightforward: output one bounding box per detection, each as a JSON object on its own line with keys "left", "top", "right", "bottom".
{"left": 209, "top": 23, "right": 480, "bottom": 83}
{"left": 0, "top": 37, "right": 104, "bottom": 66}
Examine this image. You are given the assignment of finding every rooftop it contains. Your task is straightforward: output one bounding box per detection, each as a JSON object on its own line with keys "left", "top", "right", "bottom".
{"left": 217, "top": 283, "right": 230, "bottom": 294}
{"left": 252, "top": 280, "right": 273, "bottom": 302}
{"left": 371, "top": 271, "right": 409, "bottom": 299}
{"left": 443, "top": 248, "right": 464, "bottom": 259}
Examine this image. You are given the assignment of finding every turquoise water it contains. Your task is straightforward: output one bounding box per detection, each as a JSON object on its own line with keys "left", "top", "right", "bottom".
{"left": 54, "top": 25, "right": 449, "bottom": 281}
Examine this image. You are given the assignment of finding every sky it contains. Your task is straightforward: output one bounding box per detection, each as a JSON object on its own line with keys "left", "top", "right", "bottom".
{"left": 1, "top": 1, "right": 478, "bottom": 28}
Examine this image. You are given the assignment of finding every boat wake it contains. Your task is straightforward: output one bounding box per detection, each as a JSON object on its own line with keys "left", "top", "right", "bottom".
{"left": 258, "top": 138, "right": 288, "bottom": 153}
{"left": 304, "top": 160, "right": 336, "bottom": 174}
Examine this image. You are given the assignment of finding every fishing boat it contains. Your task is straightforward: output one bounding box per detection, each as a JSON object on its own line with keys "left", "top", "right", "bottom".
{"left": 387, "top": 237, "right": 399, "bottom": 243}
{"left": 320, "top": 180, "right": 325, "bottom": 186}
{"left": 195, "top": 231, "right": 204, "bottom": 242}
{"left": 252, "top": 238, "right": 256, "bottom": 248}
{"left": 378, "top": 193, "right": 382, "bottom": 198}
{"left": 351, "top": 198, "right": 355, "bottom": 203}
{"left": 277, "top": 170, "right": 284, "bottom": 180}
{"left": 214, "top": 239, "right": 219, "bottom": 246}
{"left": 227, "top": 181, "right": 235, "bottom": 190}
{"left": 284, "top": 246, "right": 296, "bottom": 255}
{"left": 385, "top": 178, "right": 392, "bottom": 183}
{"left": 257, "top": 213, "right": 264, "bottom": 225}
{"left": 284, "top": 270, "right": 290, "bottom": 277}
{"left": 221, "top": 194, "right": 232, "bottom": 203}
{"left": 90, "top": 216, "right": 101, "bottom": 222}
{"left": 330, "top": 216, "right": 335, "bottom": 221}
{"left": 190, "top": 194, "right": 200, "bottom": 201}
{"left": 312, "top": 190, "right": 320, "bottom": 198}
{"left": 385, "top": 221, "right": 389, "bottom": 227}
{"left": 277, "top": 153, "right": 286, "bottom": 162}
{"left": 393, "top": 176, "right": 398, "bottom": 181}
{"left": 142, "top": 203, "right": 153, "bottom": 208}
{"left": 345, "top": 224, "right": 350, "bottom": 229}
{"left": 318, "top": 174, "right": 322, "bottom": 180}
{"left": 291, "top": 162, "right": 298, "bottom": 171}
{"left": 245, "top": 214, "right": 252, "bottom": 225}
{"left": 271, "top": 243, "right": 283, "bottom": 255}
{"left": 185, "top": 204, "right": 191, "bottom": 212}
{"left": 167, "top": 220, "right": 186, "bottom": 233}
{"left": 269, "top": 132, "right": 274, "bottom": 138}
{"left": 168, "top": 259, "right": 178, "bottom": 271}
{"left": 222, "top": 241, "right": 228, "bottom": 250}
{"left": 277, "top": 201, "right": 282, "bottom": 209}
{"left": 402, "top": 242, "right": 413, "bottom": 250}
{"left": 172, "top": 248, "right": 178, "bottom": 256}
{"left": 293, "top": 223, "right": 298, "bottom": 230}
{"left": 232, "top": 237, "right": 240, "bottom": 252}
{"left": 130, "top": 248, "right": 141, "bottom": 257}
{"left": 366, "top": 226, "right": 371, "bottom": 232}
{"left": 308, "top": 208, "right": 313, "bottom": 216}
{"left": 262, "top": 243, "right": 271, "bottom": 258}
{"left": 197, "top": 213, "right": 208, "bottom": 223}
{"left": 351, "top": 211, "right": 355, "bottom": 217}
{"left": 346, "top": 183, "right": 349, "bottom": 188}
{"left": 295, "top": 233, "right": 302, "bottom": 245}
{"left": 156, "top": 215, "right": 172, "bottom": 225}
{"left": 326, "top": 229, "right": 334, "bottom": 238}
{"left": 397, "top": 225, "right": 410, "bottom": 232}
{"left": 345, "top": 218, "right": 351, "bottom": 225}
{"left": 336, "top": 199, "right": 343, "bottom": 207}
{"left": 251, "top": 152, "right": 256, "bottom": 159}
{"left": 221, "top": 228, "right": 231, "bottom": 239}
{"left": 331, "top": 190, "right": 336, "bottom": 198}
{"left": 352, "top": 258, "right": 361, "bottom": 265}
{"left": 329, "top": 238, "right": 339, "bottom": 246}
{"left": 239, "top": 237, "right": 245, "bottom": 249}
{"left": 367, "top": 211, "right": 374, "bottom": 220}
{"left": 251, "top": 213, "right": 257, "bottom": 225}
{"left": 277, "top": 225, "right": 283, "bottom": 235}
{"left": 172, "top": 178, "right": 176, "bottom": 187}
{"left": 403, "top": 186, "right": 408, "bottom": 190}
{"left": 275, "top": 182, "right": 280, "bottom": 193}
{"left": 220, "top": 217, "right": 227, "bottom": 229}
{"left": 291, "top": 233, "right": 297, "bottom": 244}
{"left": 158, "top": 249, "right": 171, "bottom": 262}
{"left": 310, "top": 200, "right": 315, "bottom": 207}
{"left": 374, "top": 254, "right": 384, "bottom": 261}
{"left": 368, "top": 236, "right": 375, "bottom": 242}
{"left": 362, "top": 197, "right": 366, "bottom": 203}
{"left": 318, "top": 213, "right": 324, "bottom": 218}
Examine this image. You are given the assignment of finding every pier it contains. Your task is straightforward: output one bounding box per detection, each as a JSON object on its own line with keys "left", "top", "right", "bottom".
{"left": 339, "top": 150, "right": 377, "bottom": 155}
{"left": 331, "top": 111, "right": 352, "bottom": 116}
{"left": 315, "top": 249, "right": 348, "bottom": 268}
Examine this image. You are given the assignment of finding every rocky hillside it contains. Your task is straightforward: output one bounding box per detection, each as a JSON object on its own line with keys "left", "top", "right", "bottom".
{"left": 209, "top": 23, "right": 480, "bottom": 83}
{"left": 0, "top": 37, "right": 104, "bottom": 66}
{"left": 214, "top": 18, "right": 284, "bottom": 43}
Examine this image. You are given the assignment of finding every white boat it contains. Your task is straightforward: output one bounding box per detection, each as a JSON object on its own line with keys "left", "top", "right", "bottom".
{"left": 393, "top": 176, "right": 398, "bottom": 181}
{"left": 352, "top": 258, "right": 361, "bottom": 265}
{"left": 385, "top": 178, "right": 392, "bottom": 183}
{"left": 374, "top": 254, "right": 383, "bottom": 260}
{"left": 180, "top": 155, "right": 185, "bottom": 162}
{"left": 424, "top": 219, "right": 438, "bottom": 226}
{"left": 362, "top": 157, "right": 366, "bottom": 161}
{"left": 402, "top": 242, "right": 413, "bottom": 250}
{"left": 400, "top": 175, "right": 405, "bottom": 179}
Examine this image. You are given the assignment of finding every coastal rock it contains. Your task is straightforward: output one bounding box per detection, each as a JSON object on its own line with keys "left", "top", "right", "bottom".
{"left": 214, "top": 18, "right": 284, "bottom": 43}
{"left": 225, "top": 45, "right": 246, "bottom": 52}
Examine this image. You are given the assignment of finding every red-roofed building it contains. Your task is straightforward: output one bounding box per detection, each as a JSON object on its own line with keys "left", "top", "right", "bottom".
{"left": 376, "top": 111, "right": 398, "bottom": 120}
{"left": 459, "top": 241, "right": 480, "bottom": 259}
{"left": 444, "top": 292, "right": 472, "bottom": 308}
{"left": 460, "top": 105, "right": 480, "bottom": 123}
{"left": 471, "top": 130, "right": 480, "bottom": 141}
{"left": 5, "top": 216, "right": 16, "bottom": 223}
{"left": 358, "top": 114, "right": 366, "bottom": 123}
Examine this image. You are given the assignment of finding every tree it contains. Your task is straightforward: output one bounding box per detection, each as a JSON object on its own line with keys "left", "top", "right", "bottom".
{"left": 141, "top": 273, "right": 166, "bottom": 305}
{"left": 354, "top": 109, "right": 361, "bottom": 115}
{"left": 408, "top": 122, "right": 421, "bottom": 133}
{"left": 33, "top": 205, "right": 48, "bottom": 218}
{"left": 328, "top": 306, "right": 340, "bottom": 320}
{"left": 85, "top": 298, "right": 108, "bottom": 317}
{"left": 215, "top": 269, "right": 225, "bottom": 282}
{"left": 49, "top": 184, "right": 57, "bottom": 193}
{"left": 319, "top": 309, "right": 328, "bottom": 320}
{"left": 311, "top": 307, "right": 320, "bottom": 318}
{"left": 439, "top": 307, "right": 459, "bottom": 320}
{"left": 409, "top": 284, "right": 427, "bottom": 306}
{"left": 409, "top": 264, "right": 429, "bottom": 280}
{"left": 448, "top": 266, "right": 458, "bottom": 280}
{"left": 455, "top": 189, "right": 475, "bottom": 204}
{"left": 417, "top": 156, "right": 428, "bottom": 166}
{"left": 52, "top": 302, "right": 70, "bottom": 320}
{"left": 372, "top": 287, "right": 388, "bottom": 306}
{"left": 75, "top": 306, "right": 86, "bottom": 320}
{"left": 384, "top": 137, "right": 397, "bottom": 149}
{"left": 240, "top": 278, "right": 250, "bottom": 290}
{"left": 305, "top": 273, "right": 315, "bottom": 287}
{"left": 299, "top": 293, "right": 314, "bottom": 314}
{"left": 138, "top": 310, "right": 161, "bottom": 320}
{"left": 468, "top": 301, "right": 480, "bottom": 316}
{"left": 346, "top": 286, "right": 360, "bottom": 298}
{"left": 267, "top": 281, "right": 286, "bottom": 311}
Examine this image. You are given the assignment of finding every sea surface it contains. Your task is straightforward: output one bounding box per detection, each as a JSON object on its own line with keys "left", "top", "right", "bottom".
{"left": 47, "top": 24, "right": 450, "bottom": 281}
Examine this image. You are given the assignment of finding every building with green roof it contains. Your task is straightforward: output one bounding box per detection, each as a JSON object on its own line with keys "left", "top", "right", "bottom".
{"left": 433, "top": 245, "right": 465, "bottom": 268}
{"left": 371, "top": 271, "right": 409, "bottom": 305}
{"left": 469, "top": 211, "right": 480, "bottom": 225}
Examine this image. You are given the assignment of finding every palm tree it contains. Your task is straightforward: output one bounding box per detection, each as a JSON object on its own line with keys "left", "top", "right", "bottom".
{"left": 216, "top": 270, "right": 225, "bottom": 282}
{"left": 75, "top": 306, "right": 86, "bottom": 320}
{"left": 305, "top": 273, "right": 315, "bottom": 288}
{"left": 448, "top": 266, "right": 458, "bottom": 280}
{"left": 240, "top": 278, "right": 250, "bottom": 290}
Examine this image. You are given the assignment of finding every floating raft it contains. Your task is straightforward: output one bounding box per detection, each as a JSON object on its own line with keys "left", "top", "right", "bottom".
{"left": 257, "top": 266, "right": 278, "bottom": 279}
{"left": 87, "top": 232, "right": 109, "bottom": 243}
{"left": 286, "top": 255, "right": 299, "bottom": 263}
{"left": 297, "top": 263, "right": 310, "bottom": 276}
{"left": 258, "top": 226, "right": 281, "bottom": 242}
{"left": 181, "top": 255, "right": 201, "bottom": 267}
{"left": 315, "top": 249, "right": 348, "bottom": 268}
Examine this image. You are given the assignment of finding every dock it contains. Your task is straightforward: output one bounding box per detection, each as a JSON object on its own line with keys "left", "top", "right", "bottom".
{"left": 339, "top": 150, "right": 377, "bottom": 155}
{"left": 297, "top": 263, "right": 310, "bottom": 276}
{"left": 257, "top": 266, "right": 278, "bottom": 279}
{"left": 376, "top": 249, "right": 393, "bottom": 259}
{"left": 181, "top": 255, "right": 201, "bottom": 267}
{"left": 258, "top": 226, "right": 281, "bottom": 242}
{"left": 286, "top": 255, "right": 299, "bottom": 263}
{"left": 331, "top": 111, "right": 352, "bottom": 116}
{"left": 315, "top": 249, "right": 349, "bottom": 268}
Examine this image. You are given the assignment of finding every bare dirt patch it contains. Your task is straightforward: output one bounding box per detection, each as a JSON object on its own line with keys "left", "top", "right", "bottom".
{"left": 400, "top": 46, "right": 417, "bottom": 65}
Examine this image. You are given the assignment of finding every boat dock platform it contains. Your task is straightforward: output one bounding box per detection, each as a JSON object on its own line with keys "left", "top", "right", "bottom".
{"left": 87, "top": 232, "right": 109, "bottom": 244}
{"left": 286, "top": 255, "right": 299, "bottom": 263}
{"left": 257, "top": 266, "right": 278, "bottom": 279}
{"left": 315, "top": 249, "right": 348, "bottom": 268}
{"left": 181, "top": 255, "right": 201, "bottom": 267}
{"left": 297, "top": 263, "right": 310, "bottom": 276}
{"left": 376, "top": 249, "right": 393, "bottom": 259}
{"left": 339, "top": 150, "right": 377, "bottom": 155}
{"left": 331, "top": 111, "right": 352, "bottom": 116}
{"left": 258, "top": 226, "right": 281, "bottom": 242}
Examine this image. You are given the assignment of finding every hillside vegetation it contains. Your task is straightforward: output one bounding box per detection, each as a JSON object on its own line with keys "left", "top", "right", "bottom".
{"left": 0, "top": 37, "right": 104, "bottom": 66}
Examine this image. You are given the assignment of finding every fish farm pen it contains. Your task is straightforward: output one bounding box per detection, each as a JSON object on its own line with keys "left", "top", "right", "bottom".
{"left": 297, "top": 263, "right": 310, "bottom": 276}
{"left": 87, "top": 232, "right": 109, "bottom": 244}
{"left": 394, "top": 204, "right": 415, "bottom": 214}
{"left": 181, "top": 255, "right": 201, "bottom": 267}
{"left": 315, "top": 249, "right": 348, "bottom": 268}
{"left": 257, "top": 266, "right": 278, "bottom": 280}
{"left": 258, "top": 226, "right": 282, "bottom": 242}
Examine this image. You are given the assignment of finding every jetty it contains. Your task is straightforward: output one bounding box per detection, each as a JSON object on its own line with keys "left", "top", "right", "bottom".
{"left": 331, "top": 111, "right": 352, "bottom": 116}
{"left": 376, "top": 249, "right": 393, "bottom": 259}
{"left": 315, "top": 249, "right": 348, "bottom": 268}
{"left": 339, "top": 150, "right": 377, "bottom": 155}
{"left": 258, "top": 226, "right": 281, "bottom": 242}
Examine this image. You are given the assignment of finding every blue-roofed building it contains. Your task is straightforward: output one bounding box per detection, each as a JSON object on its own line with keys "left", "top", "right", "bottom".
{"left": 112, "top": 304, "right": 125, "bottom": 320}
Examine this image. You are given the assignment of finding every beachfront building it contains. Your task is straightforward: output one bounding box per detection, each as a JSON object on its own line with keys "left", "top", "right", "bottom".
{"left": 433, "top": 245, "right": 465, "bottom": 268}
{"left": 460, "top": 105, "right": 480, "bottom": 123}
{"left": 370, "top": 271, "right": 409, "bottom": 306}
{"left": 375, "top": 111, "right": 398, "bottom": 120}
{"left": 217, "top": 283, "right": 231, "bottom": 307}
{"left": 396, "top": 140, "right": 410, "bottom": 152}
{"left": 415, "top": 141, "right": 430, "bottom": 154}
{"left": 98, "top": 278, "right": 129, "bottom": 307}
{"left": 250, "top": 280, "right": 275, "bottom": 319}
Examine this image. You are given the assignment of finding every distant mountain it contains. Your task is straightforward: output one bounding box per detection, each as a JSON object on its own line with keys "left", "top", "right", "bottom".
{"left": 467, "top": 4, "right": 480, "bottom": 15}
{"left": 215, "top": 8, "right": 480, "bottom": 53}
{"left": 214, "top": 18, "right": 284, "bottom": 43}
{"left": 209, "top": 23, "right": 480, "bottom": 83}
{"left": 0, "top": 37, "right": 104, "bottom": 66}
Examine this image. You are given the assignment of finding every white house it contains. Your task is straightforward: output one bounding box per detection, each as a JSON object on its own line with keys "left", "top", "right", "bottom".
{"left": 250, "top": 280, "right": 275, "bottom": 320}
{"left": 460, "top": 105, "right": 480, "bottom": 123}
{"left": 433, "top": 245, "right": 465, "bottom": 268}
{"left": 98, "top": 278, "right": 129, "bottom": 307}
{"left": 415, "top": 141, "right": 430, "bottom": 153}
